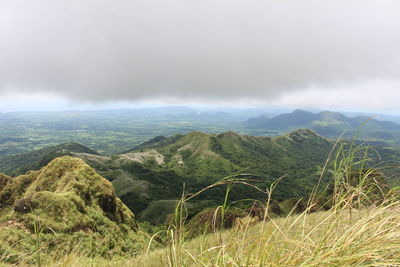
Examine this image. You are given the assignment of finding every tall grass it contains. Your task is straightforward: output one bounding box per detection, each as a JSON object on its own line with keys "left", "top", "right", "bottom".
{"left": 122, "top": 206, "right": 400, "bottom": 266}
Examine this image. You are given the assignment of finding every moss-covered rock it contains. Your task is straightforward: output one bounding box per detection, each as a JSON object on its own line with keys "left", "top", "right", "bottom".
{"left": 0, "top": 156, "right": 145, "bottom": 263}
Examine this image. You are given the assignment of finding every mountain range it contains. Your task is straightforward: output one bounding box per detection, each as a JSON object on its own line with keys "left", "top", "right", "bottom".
{"left": 1, "top": 128, "right": 399, "bottom": 226}
{"left": 245, "top": 109, "right": 400, "bottom": 139}
{"left": 2, "top": 108, "right": 400, "bottom": 159}
{"left": 0, "top": 129, "right": 351, "bottom": 224}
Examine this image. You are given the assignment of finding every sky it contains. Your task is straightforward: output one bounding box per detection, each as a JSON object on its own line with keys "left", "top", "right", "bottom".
{"left": 1, "top": 0, "right": 400, "bottom": 112}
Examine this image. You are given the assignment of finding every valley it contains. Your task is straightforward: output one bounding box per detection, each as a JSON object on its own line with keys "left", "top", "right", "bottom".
{"left": 2, "top": 108, "right": 400, "bottom": 157}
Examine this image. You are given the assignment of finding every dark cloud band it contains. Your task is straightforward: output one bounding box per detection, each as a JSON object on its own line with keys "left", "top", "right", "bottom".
{"left": 0, "top": 0, "right": 399, "bottom": 102}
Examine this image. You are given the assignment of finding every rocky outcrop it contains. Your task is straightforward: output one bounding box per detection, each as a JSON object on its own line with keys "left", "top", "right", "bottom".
{"left": 0, "top": 156, "right": 144, "bottom": 263}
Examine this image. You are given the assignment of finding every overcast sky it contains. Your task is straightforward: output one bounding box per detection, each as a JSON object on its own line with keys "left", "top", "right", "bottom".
{"left": 1, "top": 0, "right": 400, "bottom": 111}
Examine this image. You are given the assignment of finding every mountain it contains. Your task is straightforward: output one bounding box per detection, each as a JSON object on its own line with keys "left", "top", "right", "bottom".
{"left": 342, "top": 111, "right": 400, "bottom": 124}
{"left": 136, "top": 129, "right": 333, "bottom": 192}
{"left": 100, "top": 129, "right": 334, "bottom": 212}
{"left": 245, "top": 109, "right": 400, "bottom": 139}
{"left": 0, "top": 156, "right": 144, "bottom": 263}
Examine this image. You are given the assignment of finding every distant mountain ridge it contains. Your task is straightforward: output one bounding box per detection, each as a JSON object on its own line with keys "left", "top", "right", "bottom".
{"left": 3, "top": 107, "right": 400, "bottom": 158}
{"left": 245, "top": 109, "right": 400, "bottom": 139}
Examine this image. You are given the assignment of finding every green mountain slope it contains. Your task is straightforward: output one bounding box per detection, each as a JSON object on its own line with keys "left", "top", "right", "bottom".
{"left": 111, "top": 129, "right": 334, "bottom": 221}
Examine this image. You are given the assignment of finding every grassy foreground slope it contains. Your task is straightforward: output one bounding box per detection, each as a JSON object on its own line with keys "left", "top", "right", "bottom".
{"left": 43, "top": 202, "right": 400, "bottom": 266}
{"left": 132, "top": 206, "right": 400, "bottom": 266}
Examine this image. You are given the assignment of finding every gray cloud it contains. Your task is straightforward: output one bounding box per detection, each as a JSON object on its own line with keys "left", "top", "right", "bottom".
{"left": 0, "top": 0, "right": 400, "bottom": 103}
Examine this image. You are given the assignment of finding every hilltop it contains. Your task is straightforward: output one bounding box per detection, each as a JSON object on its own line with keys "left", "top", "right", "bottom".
{"left": 0, "top": 156, "right": 145, "bottom": 264}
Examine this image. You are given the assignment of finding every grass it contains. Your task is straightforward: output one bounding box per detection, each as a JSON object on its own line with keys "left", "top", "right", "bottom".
{"left": 36, "top": 201, "right": 400, "bottom": 266}
{"left": 126, "top": 154, "right": 400, "bottom": 267}
{"left": 42, "top": 188, "right": 400, "bottom": 265}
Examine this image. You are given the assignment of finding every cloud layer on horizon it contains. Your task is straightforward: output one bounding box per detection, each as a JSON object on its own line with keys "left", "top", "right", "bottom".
{"left": 1, "top": 0, "right": 400, "bottom": 107}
